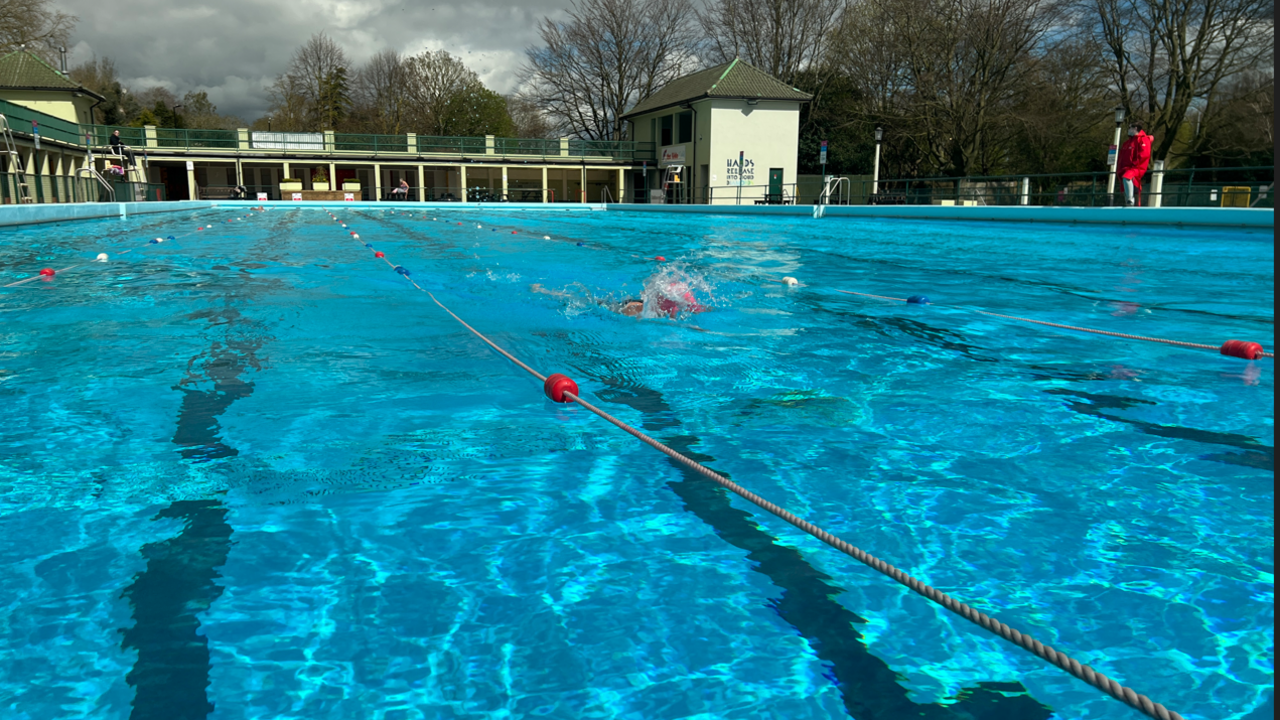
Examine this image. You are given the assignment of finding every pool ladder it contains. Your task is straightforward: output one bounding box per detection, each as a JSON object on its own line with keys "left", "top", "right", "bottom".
{"left": 0, "top": 114, "right": 35, "bottom": 204}
{"left": 77, "top": 166, "right": 115, "bottom": 203}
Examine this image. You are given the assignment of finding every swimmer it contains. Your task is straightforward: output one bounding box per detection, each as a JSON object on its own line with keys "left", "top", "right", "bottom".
{"left": 650, "top": 280, "right": 707, "bottom": 318}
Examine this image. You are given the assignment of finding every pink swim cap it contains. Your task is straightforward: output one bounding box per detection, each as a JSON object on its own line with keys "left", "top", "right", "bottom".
{"left": 655, "top": 290, "right": 706, "bottom": 317}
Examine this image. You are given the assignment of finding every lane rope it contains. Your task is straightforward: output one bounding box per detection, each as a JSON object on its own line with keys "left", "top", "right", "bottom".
{"left": 834, "top": 289, "right": 1273, "bottom": 360}
{"left": 325, "top": 206, "right": 1186, "bottom": 720}
{"left": 371, "top": 209, "right": 1268, "bottom": 362}
{"left": 2, "top": 207, "right": 269, "bottom": 288}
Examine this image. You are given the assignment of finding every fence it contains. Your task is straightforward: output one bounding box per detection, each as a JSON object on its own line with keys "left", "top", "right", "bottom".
{"left": 1, "top": 170, "right": 115, "bottom": 204}
{"left": 0, "top": 99, "right": 83, "bottom": 146}
{"left": 81, "top": 123, "right": 655, "bottom": 161}
{"left": 869, "top": 167, "right": 1274, "bottom": 209}
{"left": 670, "top": 167, "right": 1273, "bottom": 208}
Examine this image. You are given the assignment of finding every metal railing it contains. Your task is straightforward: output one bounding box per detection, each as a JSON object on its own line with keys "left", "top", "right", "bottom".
{"left": 869, "top": 166, "right": 1274, "bottom": 208}
{"left": 234, "top": 184, "right": 590, "bottom": 203}
{"left": 3, "top": 99, "right": 662, "bottom": 163}
{"left": 820, "top": 177, "right": 850, "bottom": 205}
{"left": 77, "top": 167, "right": 114, "bottom": 202}
{"left": 681, "top": 168, "right": 1274, "bottom": 208}
{"left": 80, "top": 120, "right": 655, "bottom": 161}
{"left": 0, "top": 99, "right": 84, "bottom": 146}
{"left": 156, "top": 128, "right": 238, "bottom": 150}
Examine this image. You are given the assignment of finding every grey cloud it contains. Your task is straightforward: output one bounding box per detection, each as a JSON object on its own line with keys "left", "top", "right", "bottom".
{"left": 59, "top": 0, "right": 571, "bottom": 122}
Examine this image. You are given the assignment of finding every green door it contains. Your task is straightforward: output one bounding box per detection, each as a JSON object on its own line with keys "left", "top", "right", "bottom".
{"left": 768, "top": 168, "right": 783, "bottom": 196}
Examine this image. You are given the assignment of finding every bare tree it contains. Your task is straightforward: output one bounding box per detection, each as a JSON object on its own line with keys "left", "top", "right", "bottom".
{"left": 697, "top": 0, "right": 848, "bottom": 84}
{"left": 403, "top": 50, "right": 482, "bottom": 136}
{"left": 70, "top": 57, "right": 140, "bottom": 124}
{"left": 266, "top": 72, "right": 309, "bottom": 131}
{"left": 287, "top": 32, "right": 350, "bottom": 129}
{"left": 352, "top": 50, "right": 408, "bottom": 135}
{"left": 521, "top": 0, "right": 700, "bottom": 140}
{"left": 832, "top": 0, "right": 1062, "bottom": 175}
{"left": 507, "top": 95, "right": 555, "bottom": 138}
{"left": 1088, "top": 0, "right": 1275, "bottom": 161}
{"left": 1187, "top": 70, "right": 1275, "bottom": 165}
{"left": 1007, "top": 36, "right": 1115, "bottom": 172}
{"left": 0, "top": 0, "right": 75, "bottom": 63}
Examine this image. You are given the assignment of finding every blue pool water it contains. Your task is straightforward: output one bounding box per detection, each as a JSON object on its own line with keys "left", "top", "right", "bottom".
{"left": 0, "top": 206, "right": 1272, "bottom": 720}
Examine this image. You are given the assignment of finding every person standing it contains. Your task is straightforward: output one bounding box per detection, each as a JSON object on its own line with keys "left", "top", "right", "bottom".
{"left": 1116, "top": 121, "right": 1153, "bottom": 206}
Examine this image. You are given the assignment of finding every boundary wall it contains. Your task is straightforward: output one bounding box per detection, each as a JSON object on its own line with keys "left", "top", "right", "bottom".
{"left": 0, "top": 200, "right": 1269, "bottom": 229}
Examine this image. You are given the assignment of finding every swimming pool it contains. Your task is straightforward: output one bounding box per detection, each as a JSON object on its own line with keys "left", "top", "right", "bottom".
{"left": 0, "top": 206, "right": 1271, "bottom": 720}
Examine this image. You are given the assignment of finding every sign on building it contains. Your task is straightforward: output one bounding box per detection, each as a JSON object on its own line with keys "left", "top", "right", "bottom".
{"left": 659, "top": 145, "right": 686, "bottom": 168}
{"left": 253, "top": 132, "right": 325, "bottom": 151}
{"left": 726, "top": 155, "right": 755, "bottom": 186}
{"left": 256, "top": 192, "right": 268, "bottom": 201}
{"left": 291, "top": 192, "right": 303, "bottom": 201}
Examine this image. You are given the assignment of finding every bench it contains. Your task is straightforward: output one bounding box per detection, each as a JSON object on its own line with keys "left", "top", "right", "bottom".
{"left": 869, "top": 193, "right": 906, "bottom": 205}
{"left": 754, "top": 193, "right": 792, "bottom": 205}
{"left": 200, "top": 186, "right": 240, "bottom": 200}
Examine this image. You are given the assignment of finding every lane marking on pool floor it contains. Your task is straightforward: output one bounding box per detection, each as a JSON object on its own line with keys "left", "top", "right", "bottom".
{"left": 1, "top": 207, "right": 272, "bottom": 288}
{"left": 321, "top": 206, "right": 1188, "bottom": 720}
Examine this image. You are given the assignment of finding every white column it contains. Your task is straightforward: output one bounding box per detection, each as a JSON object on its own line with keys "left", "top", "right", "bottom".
{"left": 1150, "top": 160, "right": 1165, "bottom": 208}
{"left": 541, "top": 167, "right": 549, "bottom": 203}
{"left": 186, "top": 162, "right": 198, "bottom": 201}
{"left": 616, "top": 168, "right": 625, "bottom": 203}
{"left": 1020, "top": 177, "right": 1030, "bottom": 206}
{"left": 459, "top": 165, "right": 467, "bottom": 201}
{"left": 1106, "top": 123, "right": 1123, "bottom": 202}
{"left": 374, "top": 163, "right": 382, "bottom": 201}
{"left": 501, "top": 166, "right": 509, "bottom": 200}
{"left": 871, "top": 142, "right": 881, "bottom": 196}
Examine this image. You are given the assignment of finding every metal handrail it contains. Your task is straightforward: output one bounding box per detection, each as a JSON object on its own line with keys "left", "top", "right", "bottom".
{"left": 601, "top": 186, "right": 613, "bottom": 203}
{"left": 821, "top": 176, "right": 849, "bottom": 205}
{"left": 77, "top": 166, "right": 115, "bottom": 202}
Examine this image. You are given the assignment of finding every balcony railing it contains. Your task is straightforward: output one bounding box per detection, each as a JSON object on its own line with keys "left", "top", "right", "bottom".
{"left": 2, "top": 100, "right": 658, "bottom": 162}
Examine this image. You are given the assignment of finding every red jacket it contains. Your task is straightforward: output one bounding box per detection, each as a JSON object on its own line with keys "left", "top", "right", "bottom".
{"left": 1117, "top": 131, "right": 1152, "bottom": 180}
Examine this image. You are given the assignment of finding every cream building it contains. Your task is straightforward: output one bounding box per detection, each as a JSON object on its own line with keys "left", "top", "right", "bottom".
{"left": 0, "top": 50, "right": 103, "bottom": 125}
{"left": 622, "top": 59, "right": 812, "bottom": 205}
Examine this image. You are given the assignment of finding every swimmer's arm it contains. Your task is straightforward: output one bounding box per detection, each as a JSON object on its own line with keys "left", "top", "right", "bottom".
{"left": 529, "top": 283, "right": 570, "bottom": 298}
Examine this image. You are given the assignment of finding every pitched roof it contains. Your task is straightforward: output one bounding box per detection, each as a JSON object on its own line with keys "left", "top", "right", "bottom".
{"left": 621, "top": 59, "right": 812, "bottom": 120}
{"left": 0, "top": 49, "right": 103, "bottom": 99}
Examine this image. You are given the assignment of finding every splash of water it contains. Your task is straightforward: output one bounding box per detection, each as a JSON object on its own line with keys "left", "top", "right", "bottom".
{"left": 639, "top": 263, "right": 716, "bottom": 319}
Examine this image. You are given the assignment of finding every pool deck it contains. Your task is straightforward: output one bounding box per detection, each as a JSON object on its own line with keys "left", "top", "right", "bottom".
{"left": 0, "top": 200, "right": 1271, "bottom": 229}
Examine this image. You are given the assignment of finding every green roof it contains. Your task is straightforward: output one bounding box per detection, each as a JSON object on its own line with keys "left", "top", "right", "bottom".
{"left": 621, "top": 59, "right": 812, "bottom": 120}
{"left": 0, "top": 49, "right": 102, "bottom": 99}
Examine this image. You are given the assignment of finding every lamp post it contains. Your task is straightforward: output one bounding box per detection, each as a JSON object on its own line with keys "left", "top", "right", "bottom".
{"left": 872, "top": 126, "right": 884, "bottom": 199}
{"left": 267, "top": 115, "right": 272, "bottom": 132}
{"left": 1105, "top": 105, "right": 1125, "bottom": 204}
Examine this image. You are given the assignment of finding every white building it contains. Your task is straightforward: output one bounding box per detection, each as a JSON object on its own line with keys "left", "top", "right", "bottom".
{"left": 622, "top": 59, "right": 812, "bottom": 205}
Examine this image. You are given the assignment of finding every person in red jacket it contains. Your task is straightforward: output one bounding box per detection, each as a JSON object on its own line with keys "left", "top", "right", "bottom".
{"left": 1116, "top": 121, "right": 1153, "bottom": 206}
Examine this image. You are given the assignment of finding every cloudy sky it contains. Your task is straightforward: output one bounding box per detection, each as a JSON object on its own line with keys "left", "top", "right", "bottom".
{"left": 57, "top": 0, "right": 574, "bottom": 123}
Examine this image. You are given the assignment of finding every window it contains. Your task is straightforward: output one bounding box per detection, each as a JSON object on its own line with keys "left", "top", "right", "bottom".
{"left": 678, "top": 112, "right": 693, "bottom": 144}
{"left": 660, "top": 115, "right": 673, "bottom": 146}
